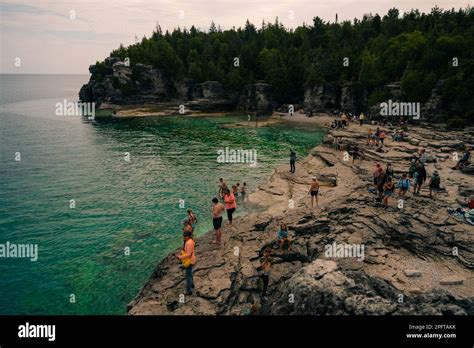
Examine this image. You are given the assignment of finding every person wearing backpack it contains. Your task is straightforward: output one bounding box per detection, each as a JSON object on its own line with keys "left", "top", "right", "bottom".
{"left": 429, "top": 170, "right": 441, "bottom": 199}
{"left": 176, "top": 231, "right": 196, "bottom": 295}
{"left": 397, "top": 173, "right": 410, "bottom": 198}
{"left": 413, "top": 164, "right": 426, "bottom": 195}
{"left": 408, "top": 159, "right": 418, "bottom": 178}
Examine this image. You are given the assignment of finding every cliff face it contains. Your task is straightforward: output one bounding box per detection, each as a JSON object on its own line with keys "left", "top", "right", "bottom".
{"left": 127, "top": 119, "right": 474, "bottom": 315}
{"left": 80, "top": 57, "right": 451, "bottom": 119}
{"left": 79, "top": 58, "right": 274, "bottom": 115}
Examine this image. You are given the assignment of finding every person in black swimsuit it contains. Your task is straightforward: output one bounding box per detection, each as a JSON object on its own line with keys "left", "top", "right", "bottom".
{"left": 211, "top": 198, "right": 225, "bottom": 244}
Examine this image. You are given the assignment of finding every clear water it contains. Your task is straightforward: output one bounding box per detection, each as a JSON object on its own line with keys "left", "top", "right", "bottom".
{"left": 0, "top": 74, "right": 326, "bottom": 314}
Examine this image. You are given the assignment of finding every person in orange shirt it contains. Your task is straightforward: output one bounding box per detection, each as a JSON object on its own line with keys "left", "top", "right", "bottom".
{"left": 176, "top": 231, "right": 196, "bottom": 295}
{"left": 223, "top": 188, "right": 237, "bottom": 225}
{"left": 379, "top": 130, "right": 386, "bottom": 146}
{"left": 367, "top": 128, "right": 373, "bottom": 145}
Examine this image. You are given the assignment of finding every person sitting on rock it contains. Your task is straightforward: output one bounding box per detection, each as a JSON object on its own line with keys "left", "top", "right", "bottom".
{"left": 375, "top": 144, "right": 385, "bottom": 153}
{"left": 392, "top": 130, "right": 402, "bottom": 141}
{"left": 428, "top": 170, "right": 441, "bottom": 199}
{"left": 452, "top": 148, "right": 471, "bottom": 170}
{"left": 277, "top": 223, "right": 291, "bottom": 252}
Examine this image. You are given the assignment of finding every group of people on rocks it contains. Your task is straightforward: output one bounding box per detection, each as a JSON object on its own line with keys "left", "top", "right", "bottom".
{"left": 175, "top": 115, "right": 471, "bottom": 306}
{"left": 370, "top": 147, "right": 442, "bottom": 208}
{"left": 176, "top": 177, "right": 251, "bottom": 296}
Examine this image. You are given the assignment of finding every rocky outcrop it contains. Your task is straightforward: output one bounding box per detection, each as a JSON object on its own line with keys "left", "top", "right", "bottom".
{"left": 127, "top": 120, "right": 474, "bottom": 316}
{"left": 79, "top": 58, "right": 271, "bottom": 113}
{"left": 239, "top": 83, "right": 274, "bottom": 115}
{"left": 304, "top": 83, "right": 341, "bottom": 113}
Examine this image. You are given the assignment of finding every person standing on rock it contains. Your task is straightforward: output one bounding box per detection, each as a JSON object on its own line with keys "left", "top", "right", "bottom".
{"left": 408, "top": 159, "right": 418, "bottom": 178}
{"left": 176, "top": 231, "right": 196, "bottom": 295}
{"left": 413, "top": 164, "right": 427, "bottom": 195}
{"left": 385, "top": 162, "right": 394, "bottom": 177}
{"left": 397, "top": 173, "right": 410, "bottom": 198}
{"left": 257, "top": 249, "right": 272, "bottom": 299}
{"left": 241, "top": 182, "right": 247, "bottom": 201}
{"left": 373, "top": 163, "right": 382, "bottom": 190}
{"left": 359, "top": 112, "right": 365, "bottom": 126}
{"left": 413, "top": 163, "right": 426, "bottom": 194}
{"left": 290, "top": 150, "right": 296, "bottom": 173}
{"left": 428, "top": 170, "right": 441, "bottom": 199}
{"left": 382, "top": 177, "right": 395, "bottom": 208}
{"left": 187, "top": 209, "right": 198, "bottom": 230}
{"left": 212, "top": 197, "right": 225, "bottom": 244}
{"left": 367, "top": 128, "right": 373, "bottom": 145}
{"left": 308, "top": 177, "right": 320, "bottom": 208}
{"left": 223, "top": 188, "right": 237, "bottom": 225}
{"left": 376, "top": 167, "right": 387, "bottom": 202}
{"left": 379, "top": 130, "right": 386, "bottom": 146}
{"left": 211, "top": 197, "right": 225, "bottom": 244}
{"left": 418, "top": 148, "right": 427, "bottom": 165}
{"left": 218, "top": 178, "right": 227, "bottom": 199}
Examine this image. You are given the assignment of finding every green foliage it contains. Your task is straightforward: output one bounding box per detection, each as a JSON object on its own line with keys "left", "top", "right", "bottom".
{"left": 105, "top": 7, "right": 473, "bottom": 122}
{"left": 446, "top": 117, "right": 466, "bottom": 129}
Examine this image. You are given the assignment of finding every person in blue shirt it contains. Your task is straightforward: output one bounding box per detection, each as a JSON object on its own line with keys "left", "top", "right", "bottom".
{"left": 277, "top": 223, "right": 291, "bottom": 252}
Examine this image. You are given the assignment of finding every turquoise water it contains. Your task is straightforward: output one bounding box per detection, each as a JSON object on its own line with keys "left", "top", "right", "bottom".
{"left": 0, "top": 74, "right": 326, "bottom": 314}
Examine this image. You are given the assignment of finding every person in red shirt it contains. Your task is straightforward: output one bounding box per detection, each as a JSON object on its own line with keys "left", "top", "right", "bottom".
{"left": 176, "top": 231, "right": 196, "bottom": 295}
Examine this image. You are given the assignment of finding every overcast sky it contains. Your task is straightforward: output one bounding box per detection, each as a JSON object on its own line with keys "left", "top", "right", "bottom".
{"left": 0, "top": 0, "right": 472, "bottom": 74}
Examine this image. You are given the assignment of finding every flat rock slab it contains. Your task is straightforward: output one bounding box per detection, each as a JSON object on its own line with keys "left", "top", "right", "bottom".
{"left": 440, "top": 276, "right": 464, "bottom": 285}
{"left": 404, "top": 269, "right": 422, "bottom": 277}
{"left": 258, "top": 184, "right": 285, "bottom": 195}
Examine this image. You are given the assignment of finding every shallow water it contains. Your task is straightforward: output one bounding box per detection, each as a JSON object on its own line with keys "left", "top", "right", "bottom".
{"left": 0, "top": 74, "right": 327, "bottom": 314}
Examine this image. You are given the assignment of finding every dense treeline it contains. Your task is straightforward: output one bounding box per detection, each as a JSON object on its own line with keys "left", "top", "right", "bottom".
{"left": 107, "top": 7, "right": 474, "bottom": 123}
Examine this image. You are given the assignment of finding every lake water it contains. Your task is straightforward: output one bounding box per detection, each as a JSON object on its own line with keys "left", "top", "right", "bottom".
{"left": 0, "top": 74, "right": 326, "bottom": 314}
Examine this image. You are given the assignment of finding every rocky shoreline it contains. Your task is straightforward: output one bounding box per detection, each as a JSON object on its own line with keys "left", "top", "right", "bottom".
{"left": 127, "top": 115, "right": 474, "bottom": 315}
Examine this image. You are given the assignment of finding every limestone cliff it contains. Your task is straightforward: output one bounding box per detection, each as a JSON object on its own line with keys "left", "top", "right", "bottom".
{"left": 79, "top": 58, "right": 274, "bottom": 115}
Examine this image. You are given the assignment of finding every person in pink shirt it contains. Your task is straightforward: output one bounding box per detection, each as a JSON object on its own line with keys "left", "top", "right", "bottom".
{"left": 176, "top": 231, "right": 196, "bottom": 295}
{"left": 223, "top": 188, "right": 237, "bottom": 225}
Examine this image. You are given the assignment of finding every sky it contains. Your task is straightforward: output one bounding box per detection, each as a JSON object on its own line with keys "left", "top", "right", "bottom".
{"left": 0, "top": 0, "right": 472, "bottom": 74}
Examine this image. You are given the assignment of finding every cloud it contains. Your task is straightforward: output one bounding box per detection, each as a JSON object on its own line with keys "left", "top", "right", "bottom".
{"left": 0, "top": 0, "right": 471, "bottom": 74}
